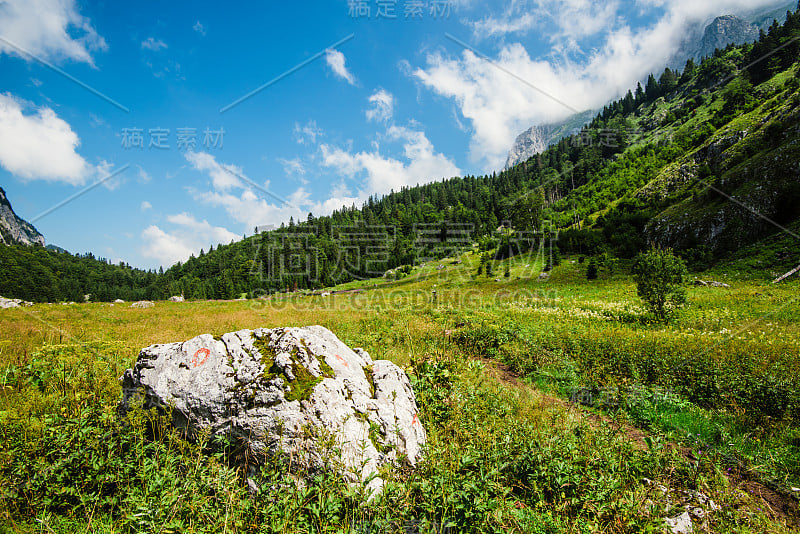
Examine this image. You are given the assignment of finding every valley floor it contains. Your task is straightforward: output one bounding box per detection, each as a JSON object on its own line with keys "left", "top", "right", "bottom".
{"left": 1, "top": 251, "right": 799, "bottom": 532}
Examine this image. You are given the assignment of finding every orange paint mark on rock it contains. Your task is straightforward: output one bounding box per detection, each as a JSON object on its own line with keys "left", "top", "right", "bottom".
{"left": 334, "top": 354, "right": 349, "bottom": 367}
{"left": 192, "top": 348, "right": 211, "bottom": 367}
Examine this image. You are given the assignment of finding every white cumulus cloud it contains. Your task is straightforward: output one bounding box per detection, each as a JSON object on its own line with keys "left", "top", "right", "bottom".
{"left": 136, "top": 165, "right": 152, "bottom": 183}
{"left": 278, "top": 157, "right": 306, "bottom": 176}
{"left": 185, "top": 150, "right": 245, "bottom": 191}
{"left": 470, "top": 0, "right": 621, "bottom": 42}
{"left": 366, "top": 89, "right": 395, "bottom": 123}
{"left": 182, "top": 111, "right": 460, "bottom": 235}
{"left": 293, "top": 120, "right": 324, "bottom": 145}
{"left": 193, "top": 187, "right": 312, "bottom": 232}
{"left": 325, "top": 49, "right": 357, "bottom": 85}
{"left": 0, "top": 93, "right": 95, "bottom": 184}
{"left": 185, "top": 151, "right": 307, "bottom": 231}
{"left": 320, "top": 125, "right": 461, "bottom": 198}
{"left": 141, "top": 213, "right": 240, "bottom": 268}
{"left": 0, "top": 0, "right": 107, "bottom": 65}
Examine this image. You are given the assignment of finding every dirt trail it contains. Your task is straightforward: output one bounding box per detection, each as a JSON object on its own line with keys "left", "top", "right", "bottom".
{"left": 477, "top": 356, "right": 800, "bottom": 525}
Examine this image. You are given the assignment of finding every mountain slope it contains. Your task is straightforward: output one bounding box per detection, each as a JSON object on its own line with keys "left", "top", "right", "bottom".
{"left": 521, "top": 7, "right": 800, "bottom": 270}
{"left": 510, "top": 4, "right": 793, "bottom": 170}
{"left": 0, "top": 187, "right": 44, "bottom": 247}
{"left": 506, "top": 5, "right": 793, "bottom": 172}
{"left": 640, "top": 77, "right": 800, "bottom": 254}
{"left": 159, "top": 7, "right": 800, "bottom": 295}
{"left": 748, "top": 0, "right": 798, "bottom": 30}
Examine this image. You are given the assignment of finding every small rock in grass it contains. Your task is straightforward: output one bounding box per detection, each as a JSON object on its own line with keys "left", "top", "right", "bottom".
{"left": 664, "top": 511, "right": 693, "bottom": 534}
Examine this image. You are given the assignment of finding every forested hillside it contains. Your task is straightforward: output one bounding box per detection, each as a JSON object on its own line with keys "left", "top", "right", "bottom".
{"left": 2, "top": 3, "right": 799, "bottom": 302}
{"left": 0, "top": 246, "right": 161, "bottom": 302}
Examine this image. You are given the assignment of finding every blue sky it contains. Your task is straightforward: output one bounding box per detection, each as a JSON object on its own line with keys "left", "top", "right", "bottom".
{"left": 0, "top": 0, "right": 790, "bottom": 269}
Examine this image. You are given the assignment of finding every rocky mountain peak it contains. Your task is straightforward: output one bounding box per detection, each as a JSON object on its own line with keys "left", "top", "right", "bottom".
{"left": 699, "top": 15, "right": 761, "bottom": 56}
{"left": 504, "top": 110, "right": 596, "bottom": 170}
{"left": 0, "top": 187, "right": 45, "bottom": 247}
{"left": 505, "top": 124, "right": 552, "bottom": 170}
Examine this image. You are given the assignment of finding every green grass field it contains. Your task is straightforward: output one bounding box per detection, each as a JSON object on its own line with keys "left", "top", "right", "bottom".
{"left": 2, "top": 251, "right": 799, "bottom": 532}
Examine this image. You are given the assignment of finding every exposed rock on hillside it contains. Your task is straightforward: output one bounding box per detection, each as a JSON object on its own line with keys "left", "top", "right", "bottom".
{"left": 669, "top": 9, "right": 787, "bottom": 70}
{"left": 0, "top": 187, "right": 44, "bottom": 247}
{"left": 696, "top": 15, "right": 760, "bottom": 59}
{"left": 694, "top": 280, "right": 731, "bottom": 287}
{"left": 505, "top": 125, "right": 551, "bottom": 170}
{"left": 119, "top": 326, "right": 426, "bottom": 496}
{"left": 505, "top": 110, "right": 596, "bottom": 170}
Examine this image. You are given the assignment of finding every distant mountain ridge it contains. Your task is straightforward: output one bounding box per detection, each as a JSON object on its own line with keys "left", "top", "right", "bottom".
{"left": 670, "top": 15, "right": 760, "bottom": 69}
{"left": 670, "top": 2, "right": 794, "bottom": 68}
{"left": 696, "top": 15, "right": 761, "bottom": 58}
{"left": 0, "top": 187, "right": 45, "bottom": 247}
{"left": 46, "top": 244, "right": 70, "bottom": 254}
{"left": 504, "top": 110, "right": 596, "bottom": 170}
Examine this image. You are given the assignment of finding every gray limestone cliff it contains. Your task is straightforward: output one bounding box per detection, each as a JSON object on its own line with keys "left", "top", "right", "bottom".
{"left": 0, "top": 187, "right": 45, "bottom": 247}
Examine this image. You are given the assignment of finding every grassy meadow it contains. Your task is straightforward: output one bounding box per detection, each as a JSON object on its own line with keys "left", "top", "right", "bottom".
{"left": 1, "top": 250, "right": 799, "bottom": 532}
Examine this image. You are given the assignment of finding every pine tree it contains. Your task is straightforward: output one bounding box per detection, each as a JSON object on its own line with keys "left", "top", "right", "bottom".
{"left": 680, "top": 58, "right": 696, "bottom": 84}
{"left": 623, "top": 90, "right": 635, "bottom": 113}
{"left": 659, "top": 68, "right": 677, "bottom": 95}
{"left": 645, "top": 73, "right": 659, "bottom": 100}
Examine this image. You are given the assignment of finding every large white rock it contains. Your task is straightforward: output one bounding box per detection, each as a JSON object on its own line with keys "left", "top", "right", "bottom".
{"left": 0, "top": 296, "right": 32, "bottom": 308}
{"left": 119, "top": 326, "right": 426, "bottom": 496}
{"left": 0, "top": 296, "right": 20, "bottom": 309}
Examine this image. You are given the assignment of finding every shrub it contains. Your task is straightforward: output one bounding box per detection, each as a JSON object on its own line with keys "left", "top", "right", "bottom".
{"left": 679, "top": 245, "right": 713, "bottom": 272}
{"left": 586, "top": 260, "right": 598, "bottom": 280}
{"left": 631, "top": 247, "right": 688, "bottom": 321}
